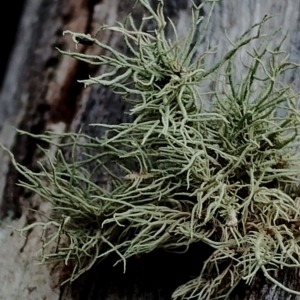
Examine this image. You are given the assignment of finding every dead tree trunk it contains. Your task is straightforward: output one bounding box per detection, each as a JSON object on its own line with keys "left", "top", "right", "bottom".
{"left": 1, "top": 1, "right": 300, "bottom": 299}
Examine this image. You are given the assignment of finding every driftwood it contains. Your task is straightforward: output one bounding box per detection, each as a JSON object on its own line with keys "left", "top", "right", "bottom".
{"left": 1, "top": 0, "right": 300, "bottom": 299}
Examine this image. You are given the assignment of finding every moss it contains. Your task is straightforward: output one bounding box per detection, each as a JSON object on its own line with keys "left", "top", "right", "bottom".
{"left": 2, "top": 0, "right": 300, "bottom": 298}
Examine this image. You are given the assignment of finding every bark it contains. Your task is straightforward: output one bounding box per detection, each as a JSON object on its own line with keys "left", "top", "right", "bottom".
{"left": 0, "top": 0, "right": 300, "bottom": 299}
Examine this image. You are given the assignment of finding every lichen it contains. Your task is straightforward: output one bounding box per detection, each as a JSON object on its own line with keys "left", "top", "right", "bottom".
{"left": 2, "top": 0, "right": 300, "bottom": 298}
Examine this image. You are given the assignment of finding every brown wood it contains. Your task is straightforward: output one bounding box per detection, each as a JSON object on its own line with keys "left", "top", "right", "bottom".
{"left": 1, "top": 0, "right": 300, "bottom": 299}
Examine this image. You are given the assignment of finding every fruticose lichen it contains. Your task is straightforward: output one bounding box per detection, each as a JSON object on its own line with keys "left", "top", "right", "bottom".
{"left": 3, "top": 0, "right": 300, "bottom": 298}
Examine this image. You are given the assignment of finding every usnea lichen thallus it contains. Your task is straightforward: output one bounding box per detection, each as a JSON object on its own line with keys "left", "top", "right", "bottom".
{"left": 2, "top": 0, "right": 300, "bottom": 298}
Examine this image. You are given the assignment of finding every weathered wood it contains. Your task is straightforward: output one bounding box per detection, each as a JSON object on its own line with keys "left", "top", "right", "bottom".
{"left": 1, "top": 1, "right": 300, "bottom": 299}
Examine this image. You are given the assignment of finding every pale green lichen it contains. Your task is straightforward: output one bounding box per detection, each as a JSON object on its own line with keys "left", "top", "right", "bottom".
{"left": 3, "top": 0, "right": 300, "bottom": 298}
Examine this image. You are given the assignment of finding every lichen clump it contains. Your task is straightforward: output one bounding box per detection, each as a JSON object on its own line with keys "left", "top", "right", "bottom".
{"left": 6, "top": 0, "right": 300, "bottom": 298}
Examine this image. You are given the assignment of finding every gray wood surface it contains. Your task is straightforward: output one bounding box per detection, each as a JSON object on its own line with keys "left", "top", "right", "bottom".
{"left": 0, "top": 1, "right": 300, "bottom": 299}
